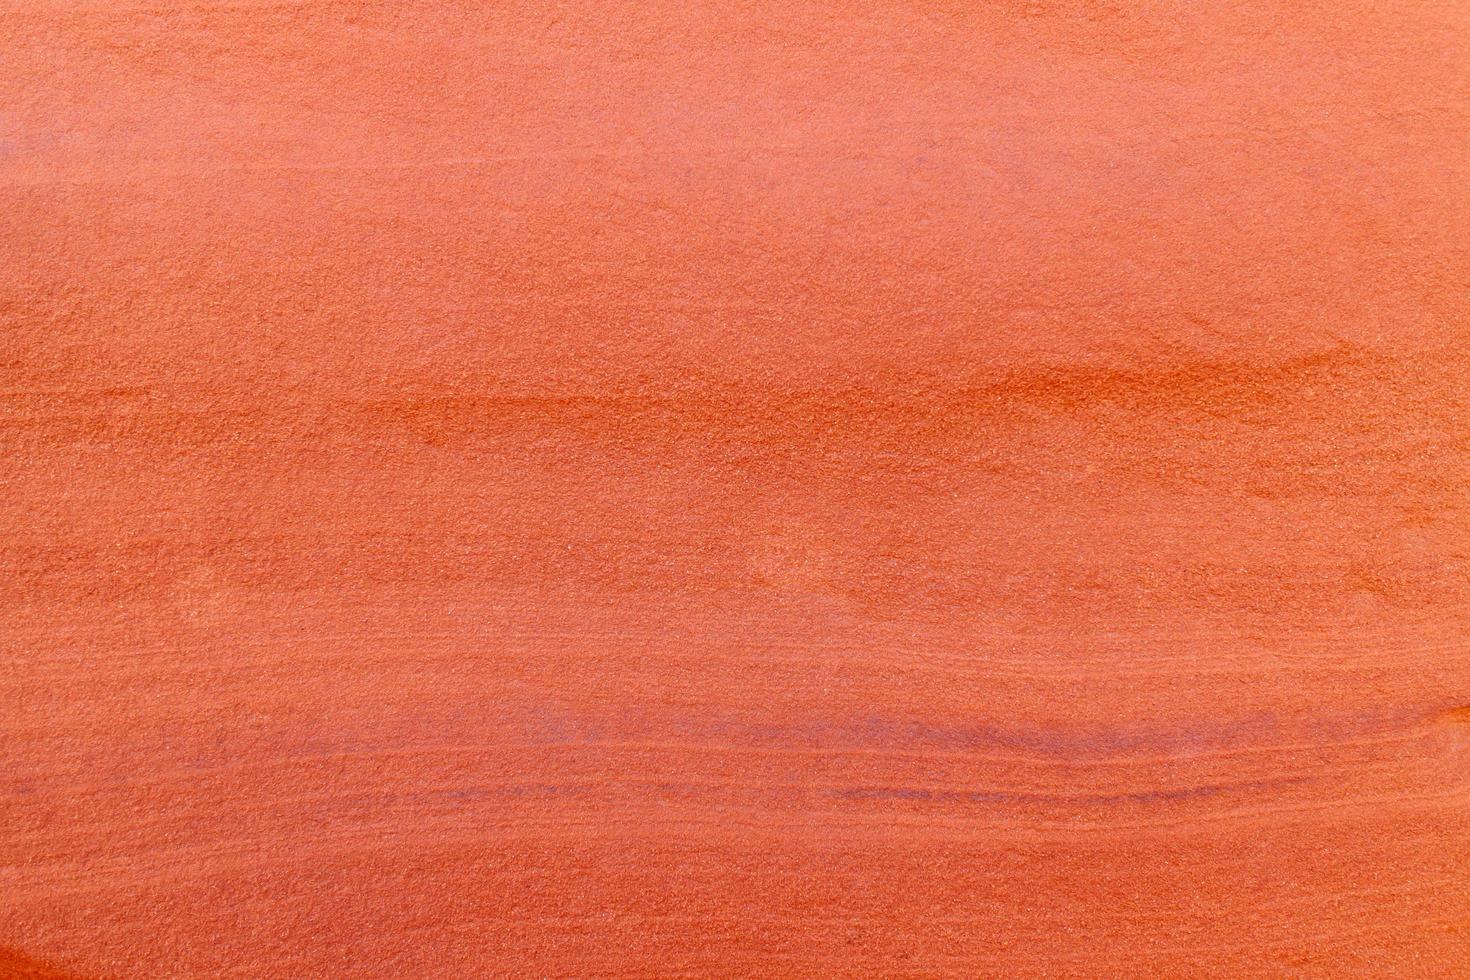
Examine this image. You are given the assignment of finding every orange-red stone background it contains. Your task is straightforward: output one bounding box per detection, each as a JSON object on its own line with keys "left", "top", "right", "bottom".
{"left": 3, "top": 2, "right": 1469, "bottom": 977}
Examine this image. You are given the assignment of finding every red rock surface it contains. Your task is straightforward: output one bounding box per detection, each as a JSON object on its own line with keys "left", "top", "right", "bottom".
{"left": 3, "top": 2, "right": 1469, "bottom": 976}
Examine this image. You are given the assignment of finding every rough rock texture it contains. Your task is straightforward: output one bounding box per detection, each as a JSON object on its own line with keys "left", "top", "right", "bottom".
{"left": 2, "top": 1, "right": 1469, "bottom": 977}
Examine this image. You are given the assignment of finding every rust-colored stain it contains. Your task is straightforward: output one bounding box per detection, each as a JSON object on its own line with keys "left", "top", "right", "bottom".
{"left": 3, "top": 2, "right": 1469, "bottom": 977}
{"left": 0, "top": 948, "right": 77, "bottom": 980}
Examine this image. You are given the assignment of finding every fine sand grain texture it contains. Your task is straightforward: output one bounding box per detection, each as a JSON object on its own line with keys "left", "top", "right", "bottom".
{"left": 3, "top": 2, "right": 1469, "bottom": 977}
